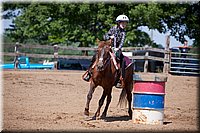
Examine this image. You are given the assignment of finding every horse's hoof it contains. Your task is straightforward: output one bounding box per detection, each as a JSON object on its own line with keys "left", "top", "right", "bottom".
{"left": 92, "top": 116, "right": 97, "bottom": 120}
{"left": 84, "top": 108, "right": 89, "bottom": 116}
{"left": 100, "top": 116, "right": 106, "bottom": 119}
{"left": 84, "top": 111, "right": 89, "bottom": 116}
{"left": 128, "top": 111, "right": 132, "bottom": 118}
{"left": 100, "top": 113, "right": 106, "bottom": 119}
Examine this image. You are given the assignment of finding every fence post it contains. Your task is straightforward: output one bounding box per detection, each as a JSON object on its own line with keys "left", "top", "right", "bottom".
{"left": 53, "top": 44, "right": 59, "bottom": 70}
{"left": 14, "top": 42, "right": 20, "bottom": 69}
{"left": 163, "top": 35, "right": 170, "bottom": 73}
{"left": 143, "top": 50, "right": 149, "bottom": 73}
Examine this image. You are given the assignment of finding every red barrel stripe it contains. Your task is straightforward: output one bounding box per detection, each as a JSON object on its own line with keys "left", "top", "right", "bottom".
{"left": 133, "top": 81, "right": 165, "bottom": 94}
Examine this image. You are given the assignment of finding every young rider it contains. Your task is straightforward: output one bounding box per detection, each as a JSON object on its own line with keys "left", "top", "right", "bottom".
{"left": 83, "top": 14, "right": 129, "bottom": 85}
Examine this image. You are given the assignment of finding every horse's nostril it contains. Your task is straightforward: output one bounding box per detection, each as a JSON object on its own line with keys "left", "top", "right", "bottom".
{"left": 97, "top": 63, "right": 104, "bottom": 71}
{"left": 97, "top": 65, "right": 102, "bottom": 70}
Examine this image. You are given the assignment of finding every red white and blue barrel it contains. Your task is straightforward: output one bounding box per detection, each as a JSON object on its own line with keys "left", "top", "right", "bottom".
{"left": 132, "top": 80, "right": 166, "bottom": 125}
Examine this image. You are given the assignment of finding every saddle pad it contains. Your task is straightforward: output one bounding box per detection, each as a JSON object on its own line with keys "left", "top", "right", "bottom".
{"left": 124, "top": 56, "right": 132, "bottom": 66}
{"left": 111, "top": 52, "right": 132, "bottom": 67}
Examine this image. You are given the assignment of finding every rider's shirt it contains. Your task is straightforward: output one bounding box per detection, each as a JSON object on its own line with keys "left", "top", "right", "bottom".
{"left": 103, "top": 25, "right": 126, "bottom": 49}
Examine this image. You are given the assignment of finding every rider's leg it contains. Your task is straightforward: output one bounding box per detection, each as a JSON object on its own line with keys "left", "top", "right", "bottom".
{"left": 121, "top": 58, "right": 125, "bottom": 79}
{"left": 115, "top": 50, "right": 125, "bottom": 88}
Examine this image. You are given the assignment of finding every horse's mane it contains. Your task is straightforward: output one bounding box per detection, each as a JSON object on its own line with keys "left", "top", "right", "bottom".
{"left": 96, "top": 38, "right": 112, "bottom": 49}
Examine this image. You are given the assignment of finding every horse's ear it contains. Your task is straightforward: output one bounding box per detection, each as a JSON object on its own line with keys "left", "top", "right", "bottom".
{"left": 97, "top": 38, "right": 104, "bottom": 48}
{"left": 96, "top": 38, "right": 100, "bottom": 43}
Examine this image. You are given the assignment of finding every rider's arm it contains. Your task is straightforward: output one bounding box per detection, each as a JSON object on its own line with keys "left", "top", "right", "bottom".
{"left": 119, "top": 31, "right": 126, "bottom": 49}
{"left": 103, "top": 26, "right": 116, "bottom": 40}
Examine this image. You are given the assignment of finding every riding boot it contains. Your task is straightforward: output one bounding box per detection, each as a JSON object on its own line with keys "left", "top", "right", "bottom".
{"left": 83, "top": 70, "right": 92, "bottom": 82}
{"left": 115, "top": 59, "right": 125, "bottom": 88}
{"left": 115, "top": 79, "right": 122, "bottom": 88}
{"left": 115, "top": 69, "right": 122, "bottom": 88}
{"left": 114, "top": 69, "right": 119, "bottom": 83}
{"left": 121, "top": 59, "right": 126, "bottom": 79}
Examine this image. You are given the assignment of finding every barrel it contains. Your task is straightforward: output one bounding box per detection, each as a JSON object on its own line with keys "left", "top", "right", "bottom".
{"left": 132, "top": 79, "right": 166, "bottom": 125}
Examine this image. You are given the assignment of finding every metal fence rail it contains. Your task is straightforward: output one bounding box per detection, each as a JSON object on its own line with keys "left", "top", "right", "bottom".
{"left": 169, "top": 52, "right": 200, "bottom": 75}
{"left": 3, "top": 43, "right": 170, "bottom": 72}
{"left": 3, "top": 43, "right": 199, "bottom": 76}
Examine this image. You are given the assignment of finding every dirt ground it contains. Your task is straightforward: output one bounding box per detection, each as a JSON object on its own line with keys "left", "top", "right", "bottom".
{"left": 2, "top": 70, "right": 199, "bottom": 132}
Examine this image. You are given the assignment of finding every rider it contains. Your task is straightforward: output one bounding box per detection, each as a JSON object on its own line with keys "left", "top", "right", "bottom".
{"left": 83, "top": 14, "right": 129, "bottom": 86}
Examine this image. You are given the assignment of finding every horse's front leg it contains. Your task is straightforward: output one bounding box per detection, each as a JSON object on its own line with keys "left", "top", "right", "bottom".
{"left": 84, "top": 81, "right": 96, "bottom": 116}
{"left": 101, "top": 88, "right": 112, "bottom": 119}
{"left": 92, "top": 89, "right": 107, "bottom": 120}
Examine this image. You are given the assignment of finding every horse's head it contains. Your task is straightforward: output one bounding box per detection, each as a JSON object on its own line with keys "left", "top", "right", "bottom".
{"left": 96, "top": 40, "right": 112, "bottom": 71}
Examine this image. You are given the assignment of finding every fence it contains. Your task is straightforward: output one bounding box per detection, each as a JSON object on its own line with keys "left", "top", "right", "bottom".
{"left": 2, "top": 35, "right": 199, "bottom": 75}
{"left": 170, "top": 51, "right": 199, "bottom": 75}
{"left": 131, "top": 48, "right": 170, "bottom": 73}
{"left": 3, "top": 43, "right": 96, "bottom": 69}
{"left": 2, "top": 43, "right": 171, "bottom": 73}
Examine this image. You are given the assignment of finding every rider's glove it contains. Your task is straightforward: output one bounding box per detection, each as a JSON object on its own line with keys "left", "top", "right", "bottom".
{"left": 110, "top": 35, "right": 115, "bottom": 39}
{"left": 114, "top": 48, "right": 119, "bottom": 51}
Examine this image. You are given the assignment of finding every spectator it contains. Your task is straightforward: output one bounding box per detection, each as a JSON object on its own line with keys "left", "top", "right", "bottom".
{"left": 179, "top": 40, "right": 190, "bottom": 58}
{"left": 178, "top": 40, "right": 191, "bottom": 71}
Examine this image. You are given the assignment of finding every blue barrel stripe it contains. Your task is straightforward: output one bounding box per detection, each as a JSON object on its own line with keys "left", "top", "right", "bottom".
{"left": 133, "top": 93, "right": 165, "bottom": 110}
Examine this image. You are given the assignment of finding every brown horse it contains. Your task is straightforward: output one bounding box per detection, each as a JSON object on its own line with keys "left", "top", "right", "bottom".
{"left": 84, "top": 39, "right": 133, "bottom": 120}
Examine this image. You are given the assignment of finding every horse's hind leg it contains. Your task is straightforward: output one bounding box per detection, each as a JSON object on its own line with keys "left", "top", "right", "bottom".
{"left": 126, "top": 87, "right": 132, "bottom": 118}
{"left": 84, "top": 81, "right": 96, "bottom": 116}
{"left": 125, "top": 64, "right": 133, "bottom": 118}
{"left": 101, "top": 88, "right": 112, "bottom": 119}
{"left": 92, "top": 89, "right": 107, "bottom": 120}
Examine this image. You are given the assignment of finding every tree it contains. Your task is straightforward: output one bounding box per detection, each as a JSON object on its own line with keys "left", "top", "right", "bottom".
{"left": 2, "top": 2, "right": 153, "bottom": 47}
{"left": 182, "top": 2, "right": 200, "bottom": 47}
{"left": 2, "top": 2, "right": 199, "bottom": 47}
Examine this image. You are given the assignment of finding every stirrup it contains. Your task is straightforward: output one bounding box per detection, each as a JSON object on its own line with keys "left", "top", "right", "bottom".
{"left": 115, "top": 75, "right": 125, "bottom": 89}
{"left": 115, "top": 82, "right": 122, "bottom": 88}
{"left": 115, "top": 78, "right": 123, "bottom": 88}
{"left": 84, "top": 74, "right": 90, "bottom": 82}
{"left": 82, "top": 71, "right": 91, "bottom": 82}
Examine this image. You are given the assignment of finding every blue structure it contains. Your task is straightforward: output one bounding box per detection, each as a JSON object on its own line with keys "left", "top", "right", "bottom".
{"left": 133, "top": 93, "right": 165, "bottom": 110}
{"left": 0, "top": 56, "right": 54, "bottom": 69}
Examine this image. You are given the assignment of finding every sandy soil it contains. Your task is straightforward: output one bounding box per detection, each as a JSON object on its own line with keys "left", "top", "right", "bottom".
{"left": 2, "top": 70, "right": 199, "bottom": 132}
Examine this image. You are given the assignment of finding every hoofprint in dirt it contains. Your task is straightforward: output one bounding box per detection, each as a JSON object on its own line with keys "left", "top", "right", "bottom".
{"left": 2, "top": 70, "right": 198, "bottom": 131}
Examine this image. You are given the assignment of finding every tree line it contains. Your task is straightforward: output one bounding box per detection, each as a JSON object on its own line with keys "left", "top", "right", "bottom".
{"left": 2, "top": 1, "right": 200, "bottom": 47}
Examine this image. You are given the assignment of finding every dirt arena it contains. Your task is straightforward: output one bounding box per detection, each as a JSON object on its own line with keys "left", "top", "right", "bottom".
{"left": 2, "top": 70, "right": 199, "bottom": 132}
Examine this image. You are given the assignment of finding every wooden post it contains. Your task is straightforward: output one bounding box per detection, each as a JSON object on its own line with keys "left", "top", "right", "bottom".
{"left": 14, "top": 42, "right": 20, "bottom": 69}
{"left": 53, "top": 44, "right": 59, "bottom": 70}
{"left": 163, "top": 35, "right": 170, "bottom": 73}
{"left": 143, "top": 50, "right": 149, "bottom": 73}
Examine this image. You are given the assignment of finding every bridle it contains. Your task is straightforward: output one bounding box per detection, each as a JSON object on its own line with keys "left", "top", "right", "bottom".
{"left": 96, "top": 45, "right": 112, "bottom": 71}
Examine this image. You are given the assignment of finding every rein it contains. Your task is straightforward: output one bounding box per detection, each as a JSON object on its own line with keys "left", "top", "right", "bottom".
{"left": 109, "top": 51, "right": 119, "bottom": 70}
{"left": 95, "top": 46, "right": 114, "bottom": 71}
{"left": 102, "top": 56, "right": 111, "bottom": 70}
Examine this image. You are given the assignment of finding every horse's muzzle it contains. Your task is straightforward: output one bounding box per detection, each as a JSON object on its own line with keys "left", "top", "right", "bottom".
{"left": 97, "top": 61, "right": 104, "bottom": 71}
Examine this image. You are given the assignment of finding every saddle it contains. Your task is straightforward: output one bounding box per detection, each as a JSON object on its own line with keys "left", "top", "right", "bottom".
{"left": 111, "top": 50, "right": 133, "bottom": 88}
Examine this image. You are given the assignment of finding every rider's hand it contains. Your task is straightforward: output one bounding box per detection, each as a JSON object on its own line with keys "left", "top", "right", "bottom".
{"left": 110, "top": 35, "right": 114, "bottom": 39}
{"left": 114, "top": 48, "right": 119, "bottom": 51}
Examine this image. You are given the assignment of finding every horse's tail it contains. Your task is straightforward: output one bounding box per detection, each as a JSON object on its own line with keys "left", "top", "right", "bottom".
{"left": 117, "top": 88, "right": 127, "bottom": 108}
{"left": 117, "top": 63, "right": 134, "bottom": 108}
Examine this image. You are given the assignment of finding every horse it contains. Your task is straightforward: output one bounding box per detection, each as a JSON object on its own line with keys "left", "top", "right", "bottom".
{"left": 83, "top": 39, "right": 133, "bottom": 120}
